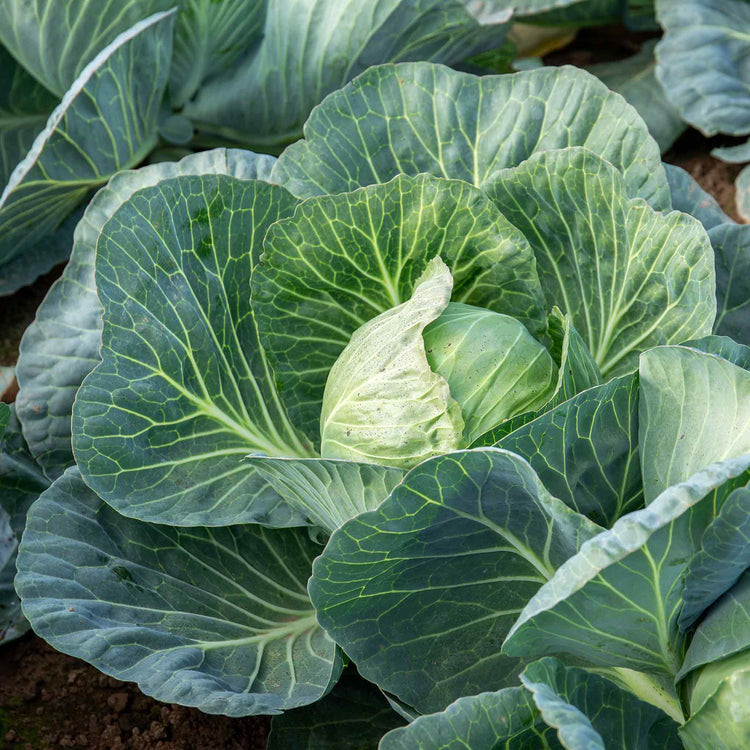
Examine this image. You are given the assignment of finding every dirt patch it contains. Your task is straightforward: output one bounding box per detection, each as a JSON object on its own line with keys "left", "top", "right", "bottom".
{"left": 0, "top": 635, "right": 269, "bottom": 750}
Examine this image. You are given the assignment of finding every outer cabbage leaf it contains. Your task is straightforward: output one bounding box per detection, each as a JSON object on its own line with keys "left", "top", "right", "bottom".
{"left": 254, "top": 173, "right": 545, "bottom": 446}
{"left": 682, "top": 335, "right": 750, "bottom": 370}
{"left": 639, "top": 346, "right": 750, "bottom": 503}
{"left": 185, "top": 0, "right": 515, "bottom": 150}
{"left": 679, "top": 489, "right": 750, "bottom": 630}
{"left": 0, "top": 407, "right": 50, "bottom": 644}
{"left": 16, "top": 149, "right": 276, "bottom": 481}
{"left": 309, "top": 449, "right": 602, "bottom": 713}
{"left": 15, "top": 467, "right": 341, "bottom": 715}
{"left": 520, "top": 658, "right": 682, "bottom": 749}
{"left": 485, "top": 148, "right": 715, "bottom": 377}
{"left": 503, "top": 456, "right": 750, "bottom": 687}
{"left": 0, "top": 1, "right": 266, "bottom": 108}
{"left": 0, "top": 46, "right": 56, "bottom": 186}
{"left": 588, "top": 40, "right": 685, "bottom": 153}
{"left": 273, "top": 63, "right": 671, "bottom": 211}
{"left": 656, "top": 0, "right": 750, "bottom": 138}
{"left": 493, "top": 374, "right": 642, "bottom": 528}
{"left": 320, "top": 258, "right": 463, "bottom": 469}
{"left": 0, "top": 11, "right": 175, "bottom": 295}
{"left": 267, "top": 671, "right": 404, "bottom": 749}
{"left": 379, "top": 685, "right": 562, "bottom": 750}
{"left": 73, "top": 174, "right": 313, "bottom": 527}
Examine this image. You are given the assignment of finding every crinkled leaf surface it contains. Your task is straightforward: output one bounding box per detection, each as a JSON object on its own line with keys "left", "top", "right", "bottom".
{"left": 521, "top": 658, "right": 682, "bottom": 749}
{"left": 0, "top": 11, "right": 175, "bottom": 294}
{"left": 379, "top": 685, "right": 562, "bottom": 750}
{"left": 639, "top": 346, "right": 750, "bottom": 503}
{"left": 493, "top": 374, "right": 642, "bottom": 528}
{"left": 73, "top": 174, "right": 313, "bottom": 527}
{"left": 185, "top": 0, "right": 514, "bottom": 150}
{"left": 0, "top": 45, "right": 56, "bottom": 186}
{"left": 656, "top": 0, "right": 750, "bottom": 137}
{"left": 504, "top": 456, "right": 750, "bottom": 679}
{"left": 267, "top": 670, "right": 404, "bottom": 749}
{"left": 320, "top": 257, "right": 463, "bottom": 469}
{"left": 16, "top": 467, "right": 341, "bottom": 715}
{"left": 245, "top": 458, "right": 404, "bottom": 535}
{"left": 16, "top": 149, "right": 276, "bottom": 482}
{"left": 309, "top": 448, "right": 602, "bottom": 713}
{"left": 680, "top": 489, "right": 750, "bottom": 630}
{"left": 273, "top": 63, "right": 671, "bottom": 210}
{"left": 588, "top": 40, "right": 685, "bottom": 153}
{"left": 254, "top": 173, "right": 545, "bottom": 446}
{"left": 0, "top": 506, "right": 25, "bottom": 644}
{"left": 484, "top": 148, "right": 715, "bottom": 378}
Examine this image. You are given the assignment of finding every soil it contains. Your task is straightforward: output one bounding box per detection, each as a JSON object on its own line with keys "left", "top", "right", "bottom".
{"left": 0, "top": 24, "right": 746, "bottom": 750}
{"left": 0, "top": 636, "right": 269, "bottom": 750}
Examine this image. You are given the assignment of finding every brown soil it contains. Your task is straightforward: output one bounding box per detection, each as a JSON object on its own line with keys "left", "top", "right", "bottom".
{"left": 0, "top": 635, "right": 269, "bottom": 750}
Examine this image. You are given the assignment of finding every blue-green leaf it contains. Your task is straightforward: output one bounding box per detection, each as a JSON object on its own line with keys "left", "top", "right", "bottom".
{"left": 16, "top": 149, "right": 275, "bottom": 481}
{"left": 73, "top": 174, "right": 313, "bottom": 527}
{"left": 16, "top": 467, "right": 341, "bottom": 715}
{"left": 0, "top": 11, "right": 175, "bottom": 294}
{"left": 485, "top": 148, "right": 715, "bottom": 377}
{"left": 273, "top": 63, "right": 671, "bottom": 211}
{"left": 309, "top": 448, "right": 601, "bottom": 713}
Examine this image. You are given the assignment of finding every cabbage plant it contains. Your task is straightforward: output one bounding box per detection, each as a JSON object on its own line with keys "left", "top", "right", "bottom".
{"left": 10, "top": 63, "right": 750, "bottom": 747}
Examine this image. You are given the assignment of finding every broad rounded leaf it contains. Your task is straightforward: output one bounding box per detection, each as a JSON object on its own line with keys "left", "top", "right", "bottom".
{"left": 0, "top": 10, "right": 175, "bottom": 294}
{"left": 639, "top": 346, "right": 750, "bottom": 503}
{"left": 185, "top": 0, "right": 513, "bottom": 150}
{"left": 656, "top": 0, "right": 750, "bottom": 137}
{"left": 320, "top": 257, "right": 463, "bottom": 469}
{"left": 273, "top": 63, "right": 671, "bottom": 210}
{"left": 679, "top": 489, "right": 750, "bottom": 630}
{"left": 73, "top": 174, "right": 313, "bottom": 527}
{"left": 254, "top": 173, "right": 545, "bottom": 444}
{"left": 16, "top": 148, "right": 276, "bottom": 481}
{"left": 16, "top": 467, "right": 341, "bottom": 715}
{"left": 379, "top": 685, "right": 561, "bottom": 750}
{"left": 484, "top": 148, "right": 715, "bottom": 377}
{"left": 495, "top": 374, "right": 643, "bottom": 528}
{"left": 521, "top": 658, "right": 682, "bottom": 749}
{"left": 309, "top": 448, "right": 602, "bottom": 713}
{"left": 504, "top": 456, "right": 750, "bottom": 678}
